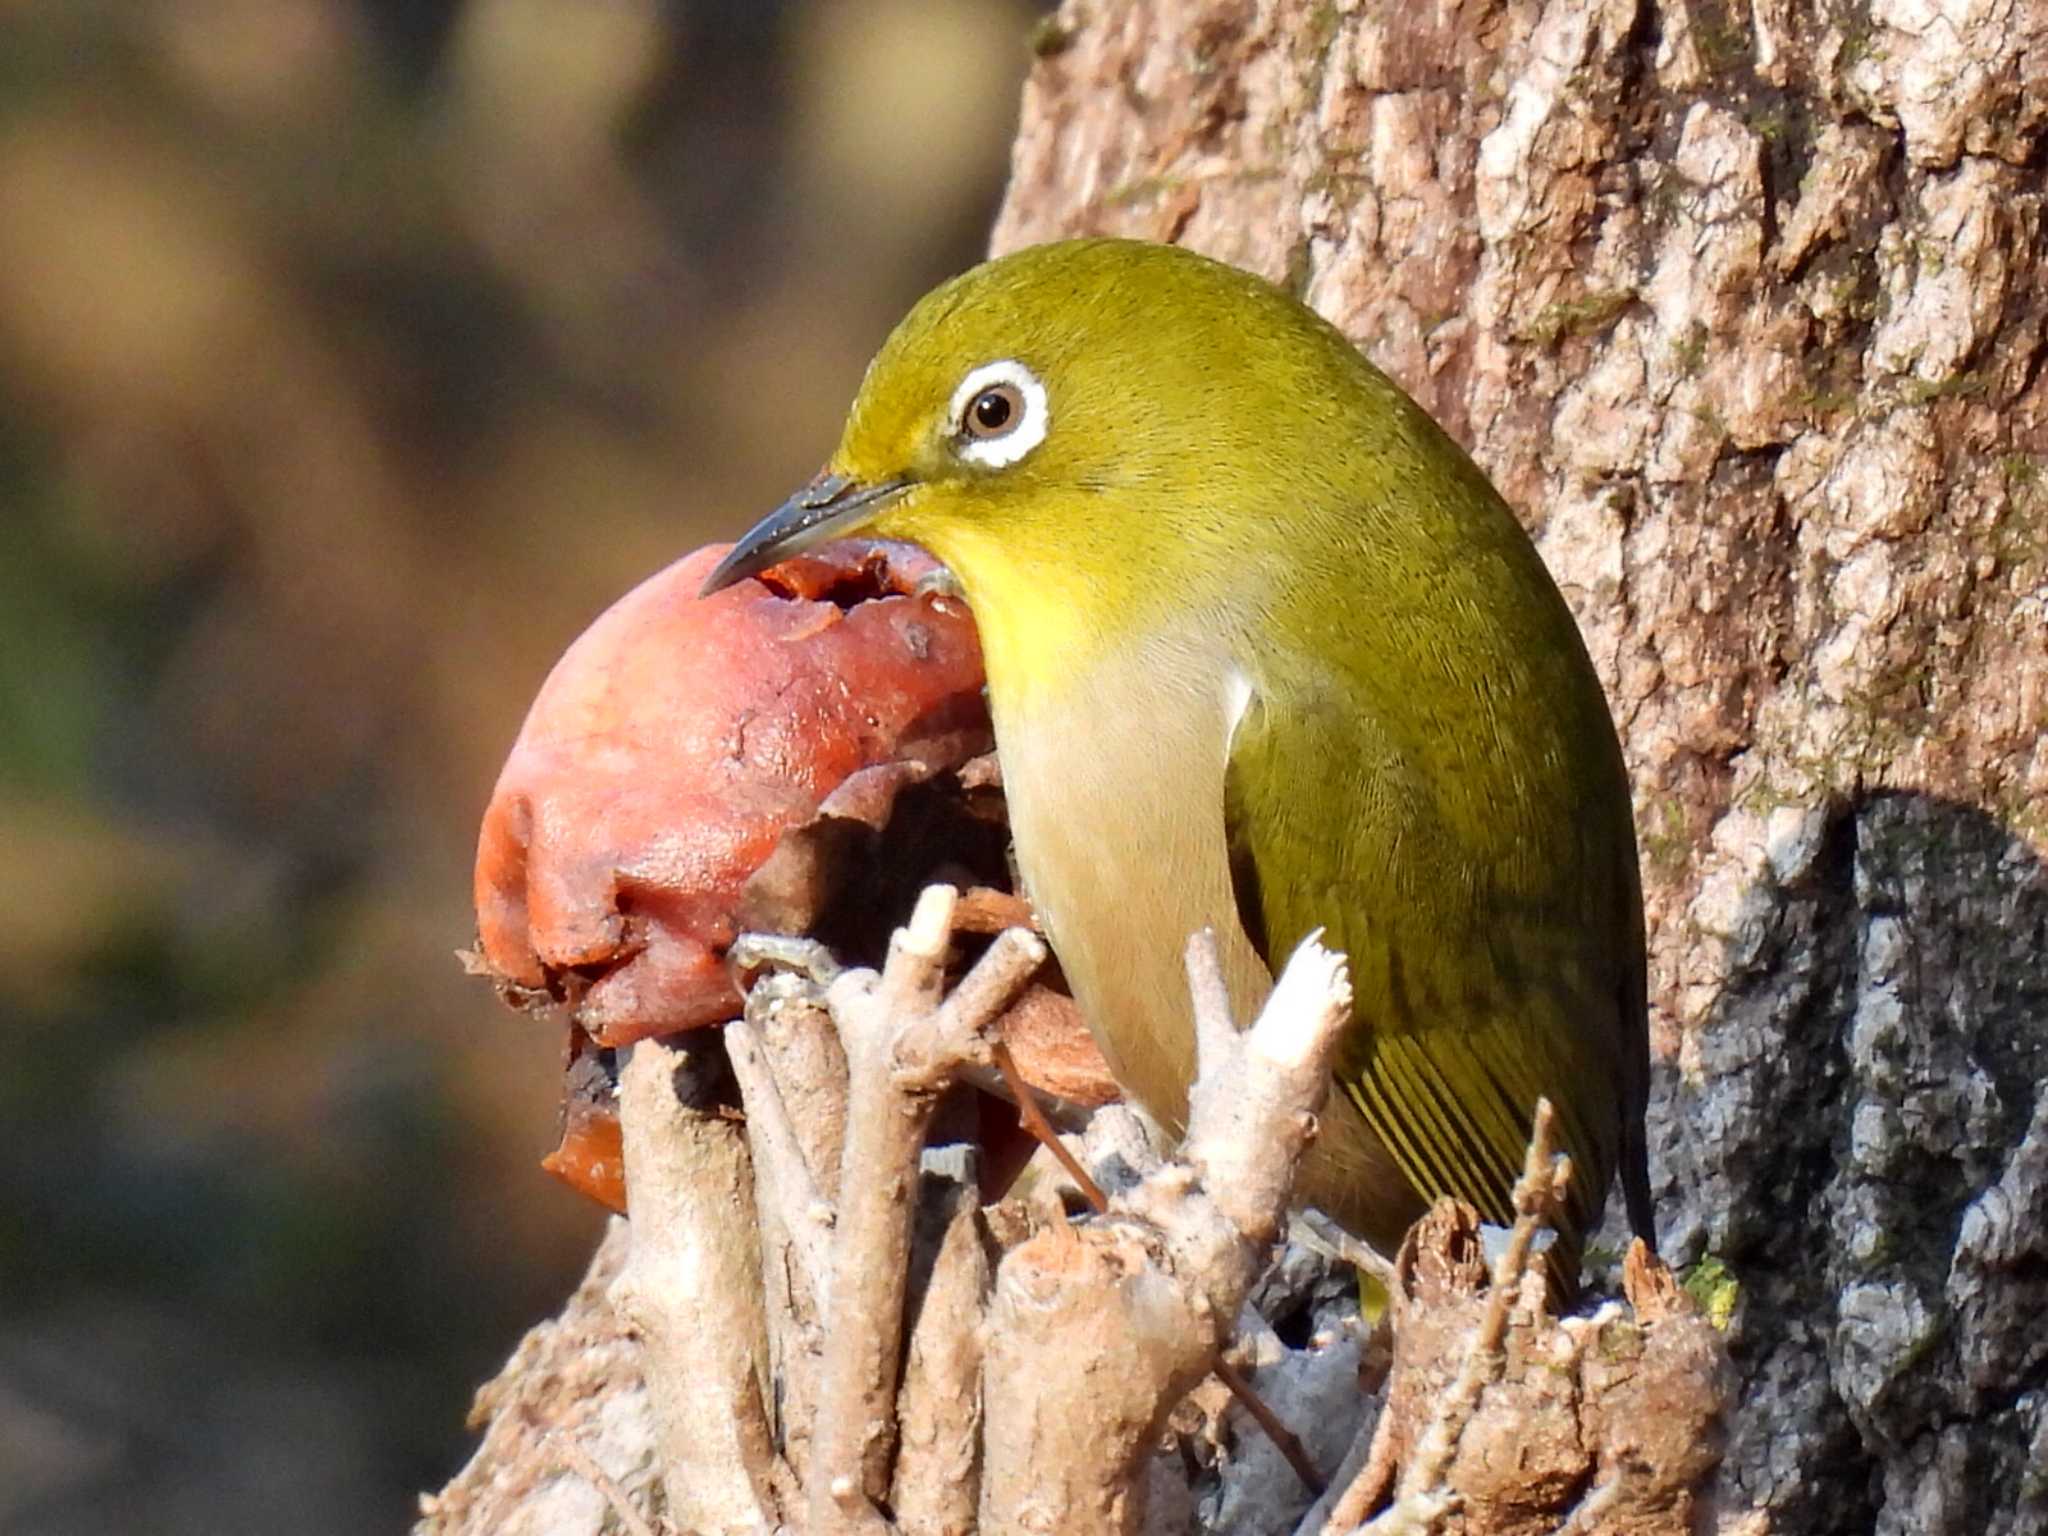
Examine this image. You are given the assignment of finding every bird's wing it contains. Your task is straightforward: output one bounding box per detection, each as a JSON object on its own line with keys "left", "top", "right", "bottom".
{"left": 1223, "top": 677, "right": 1634, "bottom": 1257}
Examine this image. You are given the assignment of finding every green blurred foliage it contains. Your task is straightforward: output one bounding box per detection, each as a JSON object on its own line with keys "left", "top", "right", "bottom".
{"left": 0, "top": 1, "right": 1038, "bottom": 1528}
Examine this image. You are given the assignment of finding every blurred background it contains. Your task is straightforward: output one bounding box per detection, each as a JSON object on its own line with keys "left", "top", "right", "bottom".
{"left": 0, "top": 2, "right": 1041, "bottom": 1529}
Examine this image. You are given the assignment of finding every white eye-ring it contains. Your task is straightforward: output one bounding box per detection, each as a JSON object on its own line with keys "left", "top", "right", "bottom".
{"left": 948, "top": 359, "right": 1049, "bottom": 469}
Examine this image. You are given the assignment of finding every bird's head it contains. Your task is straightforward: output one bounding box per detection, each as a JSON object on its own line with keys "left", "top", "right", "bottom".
{"left": 702, "top": 238, "right": 1417, "bottom": 682}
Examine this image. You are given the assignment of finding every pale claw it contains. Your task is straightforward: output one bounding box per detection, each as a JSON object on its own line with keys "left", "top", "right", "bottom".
{"left": 911, "top": 565, "right": 967, "bottom": 603}
{"left": 728, "top": 932, "right": 844, "bottom": 987}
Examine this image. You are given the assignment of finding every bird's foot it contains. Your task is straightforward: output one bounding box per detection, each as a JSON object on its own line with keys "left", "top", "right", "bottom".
{"left": 728, "top": 932, "right": 844, "bottom": 988}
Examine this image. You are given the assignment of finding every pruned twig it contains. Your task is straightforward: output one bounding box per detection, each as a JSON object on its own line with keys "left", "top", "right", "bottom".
{"left": 1184, "top": 934, "right": 1336, "bottom": 1496}
{"left": 890, "top": 1162, "right": 990, "bottom": 1535}
{"left": 733, "top": 969, "right": 850, "bottom": 1490}
{"left": 1181, "top": 927, "right": 1348, "bottom": 1252}
{"left": 1321, "top": 1099, "right": 1571, "bottom": 1535}
{"left": 728, "top": 1014, "right": 836, "bottom": 1315}
{"left": 809, "top": 886, "right": 1045, "bottom": 1535}
{"left": 980, "top": 928, "right": 1353, "bottom": 1534}
{"left": 611, "top": 1038, "right": 784, "bottom": 1534}
{"left": 1395, "top": 1099, "right": 1568, "bottom": 1504}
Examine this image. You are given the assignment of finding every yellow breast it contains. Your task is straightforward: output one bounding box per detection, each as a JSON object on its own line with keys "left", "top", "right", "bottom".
{"left": 987, "top": 621, "right": 1416, "bottom": 1249}
{"left": 992, "top": 629, "right": 1262, "bottom": 1134}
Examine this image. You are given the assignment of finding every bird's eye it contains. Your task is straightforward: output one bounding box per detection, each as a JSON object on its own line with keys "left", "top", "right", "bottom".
{"left": 965, "top": 384, "right": 1021, "bottom": 438}
{"left": 947, "top": 359, "right": 1049, "bottom": 469}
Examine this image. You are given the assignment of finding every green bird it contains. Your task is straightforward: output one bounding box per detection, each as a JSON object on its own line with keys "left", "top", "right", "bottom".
{"left": 704, "top": 238, "right": 1654, "bottom": 1278}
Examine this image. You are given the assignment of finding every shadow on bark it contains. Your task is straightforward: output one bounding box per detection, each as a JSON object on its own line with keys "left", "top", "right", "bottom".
{"left": 1653, "top": 790, "right": 2048, "bottom": 1536}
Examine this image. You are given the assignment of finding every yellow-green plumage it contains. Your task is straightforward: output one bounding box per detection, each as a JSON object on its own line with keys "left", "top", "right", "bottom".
{"left": 706, "top": 238, "right": 1654, "bottom": 1275}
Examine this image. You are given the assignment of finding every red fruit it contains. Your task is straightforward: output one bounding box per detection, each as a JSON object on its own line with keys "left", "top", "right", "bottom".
{"left": 473, "top": 540, "right": 988, "bottom": 1047}
{"left": 470, "top": 537, "right": 1116, "bottom": 1209}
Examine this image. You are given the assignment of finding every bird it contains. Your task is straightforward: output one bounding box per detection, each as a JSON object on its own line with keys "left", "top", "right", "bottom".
{"left": 702, "top": 237, "right": 1654, "bottom": 1280}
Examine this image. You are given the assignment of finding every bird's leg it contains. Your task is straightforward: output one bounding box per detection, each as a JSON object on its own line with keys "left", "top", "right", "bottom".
{"left": 1294, "top": 1207, "right": 1399, "bottom": 1298}
{"left": 1214, "top": 1356, "right": 1327, "bottom": 1497}
{"left": 991, "top": 1038, "right": 1107, "bottom": 1208}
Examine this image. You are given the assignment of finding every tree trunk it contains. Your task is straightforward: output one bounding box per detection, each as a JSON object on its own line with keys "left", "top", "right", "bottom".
{"left": 428, "top": 3, "right": 2048, "bottom": 1533}
{"left": 1000, "top": 3, "right": 2047, "bottom": 1532}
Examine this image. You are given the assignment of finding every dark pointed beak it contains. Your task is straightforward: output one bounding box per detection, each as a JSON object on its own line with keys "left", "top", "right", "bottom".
{"left": 699, "top": 471, "right": 913, "bottom": 597}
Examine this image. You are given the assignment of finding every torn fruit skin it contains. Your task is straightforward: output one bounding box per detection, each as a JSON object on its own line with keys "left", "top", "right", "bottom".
{"left": 474, "top": 539, "right": 988, "bottom": 1046}
{"left": 470, "top": 538, "right": 1113, "bottom": 1208}
{"left": 540, "top": 1026, "right": 630, "bottom": 1212}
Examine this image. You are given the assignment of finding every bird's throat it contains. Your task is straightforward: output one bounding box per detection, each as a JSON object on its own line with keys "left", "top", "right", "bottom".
{"left": 888, "top": 519, "right": 1130, "bottom": 712}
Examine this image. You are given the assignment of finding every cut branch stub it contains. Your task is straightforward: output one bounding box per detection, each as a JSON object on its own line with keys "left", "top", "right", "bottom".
{"left": 981, "top": 930, "right": 1356, "bottom": 1536}
{"left": 1317, "top": 1192, "right": 1731, "bottom": 1536}
{"left": 610, "top": 1038, "right": 783, "bottom": 1535}
{"left": 809, "top": 886, "right": 1046, "bottom": 1535}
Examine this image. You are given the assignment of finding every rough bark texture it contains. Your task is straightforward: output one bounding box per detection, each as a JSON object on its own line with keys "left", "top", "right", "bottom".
{"left": 1000, "top": 3, "right": 2046, "bottom": 1533}
{"left": 1330, "top": 1208, "right": 1731, "bottom": 1536}
{"left": 416, "top": 1222, "right": 661, "bottom": 1536}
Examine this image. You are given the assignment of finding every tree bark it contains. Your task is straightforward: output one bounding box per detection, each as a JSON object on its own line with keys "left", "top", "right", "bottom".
{"left": 998, "top": 4, "right": 2047, "bottom": 1533}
